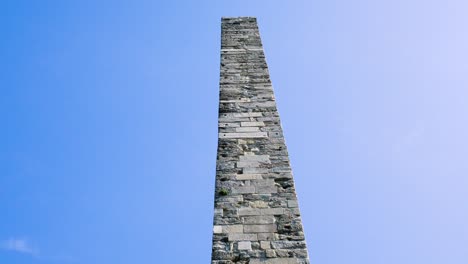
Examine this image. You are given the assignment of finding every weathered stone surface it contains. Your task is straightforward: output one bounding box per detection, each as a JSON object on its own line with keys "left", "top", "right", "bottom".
{"left": 257, "top": 233, "right": 278, "bottom": 241}
{"left": 219, "top": 132, "right": 268, "bottom": 139}
{"left": 243, "top": 167, "right": 269, "bottom": 174}
{"left": 270, "top": 241, "right": 307, "bottom": 249}
{"left": 228, "top": 233, "right": 258, "bottom": 241}
{"left": 265, "top": 249, "right": 277, "bottom": 258}
{"left": 250, "top": 258, "right": 300, "bottom": 264}
{"left": 244, "top": 224, "right": 277, "bottom": 233}
{"left": 236, "top": 174, "right": 263, "bottom": 180}
{"left": 236, "top": 127, "right": 260, "bottom": 132}
{"left": 243, "top": 216, "right": 276, "bottom": 225}
{"left": 287, "top": 200, "right": 298, "bottom": 208}
{"left": 238, "top": 241, "right": 252, "bottom": 250}
{"left": 260, "top": 241, "right": 271, "bottom": 249}
{"left": 222, "top": 224, "right": 244, "bottom": 233}
{"left": 231, "top": 186, "right": 256, "bottom": 194}
{"left": 241, "top": 121, "right": 265, "bottom": 127}
{"left": 237, "top": 208, "right": 284, "bottom": 216}
{"left": 239, "top": 155, "right": 270, "bottom": 162}
{"left": 213, "top": 225, "right": 223, "bottom": 234}
{"left": 211, "top": 17, "right": 309, "bottom": 264}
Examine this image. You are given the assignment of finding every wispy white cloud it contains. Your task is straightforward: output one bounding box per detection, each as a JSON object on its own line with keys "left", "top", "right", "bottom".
{"left": 0, "top": 238, "right": 39, "bottom": 256}
{"left": 1, "top": 237, "right": 77, "bottom": 263}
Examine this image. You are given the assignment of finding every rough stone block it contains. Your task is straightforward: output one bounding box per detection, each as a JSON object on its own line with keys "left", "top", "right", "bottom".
{"left": 222, "top": 225, "right": 244, "bottom": 233}
{"left": 214, "top": 208, "right": 223, "bottom": 216}
{"left": 256, "top": 185, "right": 278, "bottom": 194}
{"left": 250, "top": 179, "right": 275, "bottom": 187}
{"left": 257, "top": 233, "right": 277, "bottom": 241}
{"left": 265, "top": 249, "right": 276, "bottom": 258}
{"left": 228, "top": 233, "right": 257, "bottom": 241}
{"left": 250, "top": 258, "right": 299, "bottom": 264}
{"left": 239, "top": 155, "right": 270, "bottom": 162}
{"left": 244, "top": 224, "right": 277, "bottom": 233}
{"left": 243, "top": 167, "right": 269, "bottom": 174}
{"left": 241, "top": 121, "right": 265, "bottom": 127}
{"left": 243, "top": 216, "right": 276, "bottom": 225}
{"left": 231, "top": 186, "right": 256, "bottom": 194}
{"left": 238, "top": 241, "right": 252, "bottom": 250}
{"left": 236, "top": 174, "right": 263, "bottom": 180}
{"left": 219, "top": 132, "right": 268, "bottom": 138}
{"left": 249, "top": 200, "right": 269, "bottom": 208}
{"left": 219, "top": 122, "right": 240, "bottom": 128}
{"left": 260, "top": 241, "right": 271, "bottom": 249}
{"left": 236, "top": 161, "right": 261, "bottom": 168}
{"left": 220, "top": 112, "right": 262, "bottom": 118}
{"left": 213, "top": 225, "right": 223, "bottom": 234}
{"left": 238, "top": 208, "right": 284, "bottom": 216}
{"left": 238, "top": 208, "right": 261, "bottom": 216}
{"left": 287, "top": 200, "right": 298, "bottom": 208}
{"left": 236, "top": 127, "right": 260, "bottom": 132}
{"left": 260, "top": 208, "right": 284, "bottom": 215}
{"left": 271, "top": 241, "right": 306, "bottom": 249}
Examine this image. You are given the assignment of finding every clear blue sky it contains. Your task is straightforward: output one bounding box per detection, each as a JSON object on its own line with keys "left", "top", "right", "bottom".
{"left": 1, "top": 0, "right": 467, "bottom": 263}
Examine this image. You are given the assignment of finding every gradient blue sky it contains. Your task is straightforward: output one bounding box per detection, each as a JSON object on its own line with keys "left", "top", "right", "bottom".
{"left": 1, "top": 1, "right": 468, "bottom": 263}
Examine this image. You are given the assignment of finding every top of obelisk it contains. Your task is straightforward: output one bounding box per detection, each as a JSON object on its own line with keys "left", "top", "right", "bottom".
{"left": 221, "top": 16, "right": 257, "bottom": 21}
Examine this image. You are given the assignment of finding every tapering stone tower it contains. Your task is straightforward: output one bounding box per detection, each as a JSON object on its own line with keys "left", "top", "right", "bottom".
{"left": 211, "top": 17, "right": 310, "bottom": 264}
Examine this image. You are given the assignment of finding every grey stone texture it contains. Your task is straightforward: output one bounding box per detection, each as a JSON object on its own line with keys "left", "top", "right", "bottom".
{"left": 212, "top": 17, "right": 310, "bottom": 264}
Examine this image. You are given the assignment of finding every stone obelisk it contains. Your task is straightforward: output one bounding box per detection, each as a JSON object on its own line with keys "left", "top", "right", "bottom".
{"left": 212, "top": 17, "right": 309, "bottom": 264}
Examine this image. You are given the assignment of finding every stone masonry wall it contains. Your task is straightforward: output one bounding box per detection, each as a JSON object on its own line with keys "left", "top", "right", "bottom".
{"left": 211, "top": 17, "right": 310, "bottom": 264}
